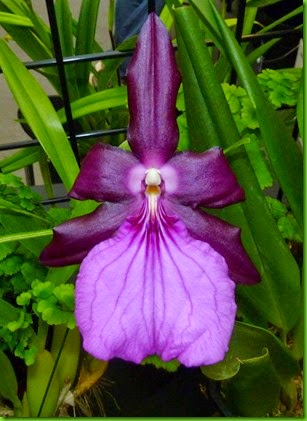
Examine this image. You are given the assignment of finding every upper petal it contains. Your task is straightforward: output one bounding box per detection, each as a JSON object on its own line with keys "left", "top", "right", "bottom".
{"left": 161, "top": 147, "right": 244, "bottom": 208}
{"left": 127, "top": 13, "right": 181, "bottom": 166}
{"left": 40, "top": 201, "right": 138, "bottom": 266}
{"left": 70, "top": 144, "right": 145, "bottom": 202}
{"left": 75, "top": 203, "right": 236, "bottom": 367}
{"left": 165, "top": 202, "right": 260, "bottom": 285}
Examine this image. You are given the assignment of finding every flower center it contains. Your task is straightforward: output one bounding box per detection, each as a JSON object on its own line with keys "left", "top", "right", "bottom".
{"left": 145, "top": 168, "right": 161, "bottom": 218}
{"left": 145, "top": 168, "right": 161, "bottom": 186}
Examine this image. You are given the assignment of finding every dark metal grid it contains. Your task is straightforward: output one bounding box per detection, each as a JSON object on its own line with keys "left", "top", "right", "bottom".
{"left": 0, "top": 0, "right": 302, "bottom": 205}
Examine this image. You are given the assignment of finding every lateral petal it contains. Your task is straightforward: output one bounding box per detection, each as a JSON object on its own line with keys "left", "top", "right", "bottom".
{"left": 70, "top": 144, "right": 145, "bottom": 202}
{"left": 127, "top": 13, "right": 181, "bottom": 166}
{"left": 161, "top": 147, "right": 244, "bottom": 208}
{"left": 40, "top": 201, "right": 138, "bottom": 266}
{"left": 165, "top": 202, "right": 260, "bottom": 285}
{"left": 75, "top": 205, "right": 236, "bottom": 367}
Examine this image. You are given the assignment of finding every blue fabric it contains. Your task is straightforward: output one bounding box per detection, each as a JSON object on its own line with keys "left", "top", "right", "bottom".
{"left": 114, "top": 0, "right": 165, "bottom": 78}
{"left": 114, "top": 0, "right": 165, "bottom": 45}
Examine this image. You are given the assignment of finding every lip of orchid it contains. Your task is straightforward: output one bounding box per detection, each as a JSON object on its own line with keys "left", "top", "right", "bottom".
{"left": 40, "top": 12, "right": 260, "bottom": 367}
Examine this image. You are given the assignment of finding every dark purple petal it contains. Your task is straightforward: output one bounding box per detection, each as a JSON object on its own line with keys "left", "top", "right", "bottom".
{"left": 161, "top": 147, "right": 244, "bottom": 208}
{"left": 40, "top": 201, "right": 139, "bottom": 266}
{"left": 127, "top": 13, "right": 181, "bottom": 166}
{"left": 165, "top": 201, "right": 260, "bottom": 285}
{"left": 70, "top": 144, "right": 145, "bottom": 202}
{"left": 76, "top": 204, "right": 236, "bottom": 367}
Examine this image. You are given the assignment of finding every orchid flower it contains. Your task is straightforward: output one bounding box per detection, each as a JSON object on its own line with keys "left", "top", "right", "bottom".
{"left": 40, "top": 13, "right": 260, "bottom": 367}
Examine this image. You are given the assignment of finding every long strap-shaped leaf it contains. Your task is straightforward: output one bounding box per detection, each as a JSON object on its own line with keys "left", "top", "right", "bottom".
{"left": 189, "top": 0, "right": 303, "bottom": 230}
{"left": 0, "top": 39, "right": 79, "bottom": 191}
{"left": 174, "top": 7, "right": 301, "bottom": 333}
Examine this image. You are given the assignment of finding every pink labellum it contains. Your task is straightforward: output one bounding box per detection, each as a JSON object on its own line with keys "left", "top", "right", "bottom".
{"left": 75, "top": 200, "right": 236, "bottom": 367}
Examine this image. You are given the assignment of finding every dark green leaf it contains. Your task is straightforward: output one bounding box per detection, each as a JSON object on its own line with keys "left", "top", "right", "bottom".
{"left": 202, "top": 322, "right": 298, "bottom": 382}
{"left": 225, "top": 348, "right": 280, "bottom": 416}
{"left": 174, "top": 6, "right": 301, "bottom": 332}
{"left": 206, "top": 0, "right": 303, "bottom": 229}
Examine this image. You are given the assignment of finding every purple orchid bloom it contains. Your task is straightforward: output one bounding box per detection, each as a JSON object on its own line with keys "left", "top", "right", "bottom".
{"left": 40, "top": 13, "right": 260, "bottom": 367}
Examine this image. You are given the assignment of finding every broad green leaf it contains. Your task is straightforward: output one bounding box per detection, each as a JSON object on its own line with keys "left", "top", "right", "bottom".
{"left": 50, "top": 326, "right": 80, "bottom": 388}
{"left": 225, "top": 348, "right": 280, "bottom": 416}
{"left": 27, "top": 349, "right": 60, "bottom": 417}
{"left": 202, "top": 322, "right": 298, "bottom": 382}
{"left": 57, "top": 86, "right": 127, "bottom": 123}
{"left": 0, "top": 349, "right": 22, "bottom": 411}
{"left": 0, "top": 11, "right": 32, "bottom": 26}
{"left": 197, "top": 0, "right": 303, "bottom": 229}
{"left": 0, "top": 39, "right": 79, "bottom": 191}
{"left": 174, "top": 6, "right": 301, "bottom": 332}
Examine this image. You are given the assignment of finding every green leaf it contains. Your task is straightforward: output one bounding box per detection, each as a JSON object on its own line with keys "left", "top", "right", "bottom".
{"left": 266, "top": 197, "right": 303, "bottom": 242}
{"left": 202, "top": 322, "right": 298, "bottom": 382}
{"left": 247, "top": 0, "right": 286, "bottom": 7}
{"left": 244, "top": 134, "right": 273, "bottom": 189}
{"left": 27, "top": 349, "right": 60, "bottom": 417}
{"left": 57, "top": 86, "right": 127, "bottom": 123}
{"left": 0, "top": 349, "right": 21, "bottom": 410}
{"left": 205, "top": 0, "right": 303, "bottom": 229}
{"left": 54, "top": 0, "right": 79, "bottom": 100}
{"left": 0, "top": 298, "right": 20, "bottom": 326}
{"left": 0, "top": 1, "right": 54, "bottom": 67}
{"left": 225, "top": 348, "right": 280, "bottom": 416}
{"left": 174, "top": 6, "right": 301, "bottom": 332}
{"left": 75, "top": 0, "right": 101, "bottom": 96}
{"left": 0, "top": 39, "right": 79, "bottom": 191}
{"left": 0, "top": 11, "right": 33, "bottom": 26}
{"left": 142, "top": 355, "right": 180, "bottom": 372}
{"left": 296, "top": 70, "right": 303, "bottom": 139}
{"left": 16, "top": 292, "right": 32, "bottom": 306}
{"left": 0, "top": 213, "right": 51, "bottom": 256}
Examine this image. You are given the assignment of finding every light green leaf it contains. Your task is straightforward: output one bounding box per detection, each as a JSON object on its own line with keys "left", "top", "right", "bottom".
{"left": 57, "top": 86, "right": 127, "bottom": 123}
{"left": 0, "top": 11, "right": 32, "bottom": 26}
{"left": 75, "top": 0, "right": 101, "bottom": 96}
{"left": 244, "top": 134, "right": 273, "bottom": 189}
{"left": 0, "top": 298, "right": 20, "bottom": 326}
{"left": 0, "top": 349, "right": 21, "bottom": 411}
{"left": 0, "top": 39, "right": 79, "bottom": 191}
{"left": 142, "top": 355, "right": 180, "bottom": 372}
{"left": 0, "top": 146, "right": 43, "bottom": 174}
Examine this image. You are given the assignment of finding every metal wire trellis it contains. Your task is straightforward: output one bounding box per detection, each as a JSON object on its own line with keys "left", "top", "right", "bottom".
{"left": 0, "top": 0, "right": 303, "bottom": 205}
